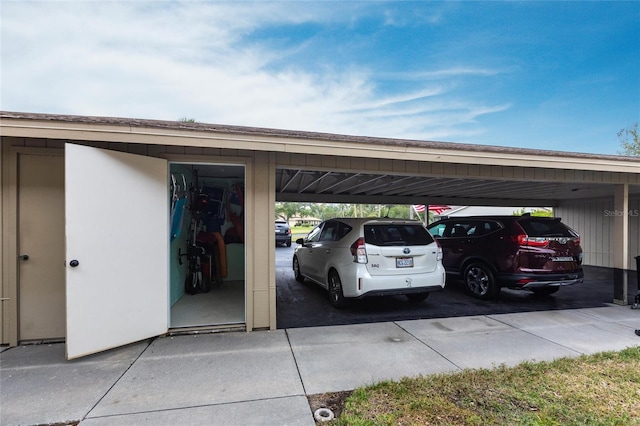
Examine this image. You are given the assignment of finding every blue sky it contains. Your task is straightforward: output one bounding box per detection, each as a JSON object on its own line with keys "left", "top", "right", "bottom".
{"left": 1, "top": 1, "right": 638, "bottom": 155}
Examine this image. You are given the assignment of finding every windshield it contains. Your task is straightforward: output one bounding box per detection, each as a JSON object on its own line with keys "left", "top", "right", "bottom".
{"left": 518, "top": 219, "right": 577, "bottom": 238}
{"left": 364, "top": 224, "right": 434, "bottom": 246}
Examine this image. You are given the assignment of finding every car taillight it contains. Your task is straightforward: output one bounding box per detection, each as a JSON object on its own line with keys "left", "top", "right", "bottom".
{"left": 516, "top": 234, "right": 549, "bottom": 248}
{"left": 287, "top": 228, "right": 291, "bottom": 235}
{"left": 350, "top": 237, "right": 367, "bottom": 263}
{"left": 434, "top": 239, "right": 443, "bottom": 261}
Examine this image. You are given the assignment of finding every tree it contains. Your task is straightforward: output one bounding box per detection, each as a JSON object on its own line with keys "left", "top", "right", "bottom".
{"left": 617, "top": 122, "right": 639, "bottom": 156}
{"left": 385, "top": 205, "right": 411, "bottom": 219}
{"left": 275, "top": 202, "right": 299, "bottom": 222}
{"left": 513, "top": 208, "right": 552, "bottom": 217}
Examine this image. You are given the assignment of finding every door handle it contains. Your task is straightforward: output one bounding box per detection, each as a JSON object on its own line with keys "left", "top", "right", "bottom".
{"left": 18, "top": 254, "right": 29, "bottom": 261}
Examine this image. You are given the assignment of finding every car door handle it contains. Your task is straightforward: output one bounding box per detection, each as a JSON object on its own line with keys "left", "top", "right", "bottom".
{"left": 18, "top": 254, "right": 29, "bottom": 261}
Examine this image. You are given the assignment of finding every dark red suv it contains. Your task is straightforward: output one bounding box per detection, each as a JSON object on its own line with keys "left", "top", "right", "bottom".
{"left": 426, "top": 215, "right": 583, "bottom": 299}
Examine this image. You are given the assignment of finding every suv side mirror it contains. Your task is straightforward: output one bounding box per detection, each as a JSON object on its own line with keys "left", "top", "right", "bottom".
{"left": 296, "top": 238, "right": 305, "bottom": 245}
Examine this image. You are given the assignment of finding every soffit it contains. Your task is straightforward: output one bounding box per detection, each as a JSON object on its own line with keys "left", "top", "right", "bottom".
{"left": 275, "top": 169, "right": 634, "bottom": 206}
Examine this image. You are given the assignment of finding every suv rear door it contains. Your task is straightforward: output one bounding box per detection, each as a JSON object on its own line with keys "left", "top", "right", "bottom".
{"left": 515, "top": 218, "right": 582, "bottom": 272}
{"left": 275, "top": 220, "right": 290, "bottom": 236}
{"left": 363, "top": 223, "right": 439, "bottom": 276}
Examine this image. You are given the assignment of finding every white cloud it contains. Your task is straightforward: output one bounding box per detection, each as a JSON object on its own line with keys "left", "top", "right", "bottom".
{"left": 1, "top": 1, "right": 512, "bottom": 144}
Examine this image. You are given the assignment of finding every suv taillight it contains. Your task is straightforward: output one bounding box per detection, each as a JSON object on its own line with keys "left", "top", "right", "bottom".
{"left": 287, "top": 228, "right": 291, "bottom": 235}
{"left": 516, "top": 234, "right": 549, "bottom": 248}
{"left": 350, "top": 237, "right": 367, "bottom": 263}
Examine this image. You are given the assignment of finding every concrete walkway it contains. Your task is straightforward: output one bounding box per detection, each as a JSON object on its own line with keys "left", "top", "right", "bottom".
{"left": 2, "top": 305, "right": 639, "bottom": 426}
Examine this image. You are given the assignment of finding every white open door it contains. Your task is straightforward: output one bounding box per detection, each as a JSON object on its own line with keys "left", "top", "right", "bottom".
{"left": 66, "top": 144, "right": 168, "bottom": 359}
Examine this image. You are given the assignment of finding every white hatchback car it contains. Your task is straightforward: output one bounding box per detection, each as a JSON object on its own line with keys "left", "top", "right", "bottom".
{"left": 293, "top": 218, "right": 446, "bottom": 308}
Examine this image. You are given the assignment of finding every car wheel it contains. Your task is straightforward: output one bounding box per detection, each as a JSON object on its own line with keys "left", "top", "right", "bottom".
{"left": 406, "top": 292, "right": 429, "bottom": 302}
{"left": 531, "top": 287, "right": 560, "bottom": 296}
{"left": 328, "top": 270, "right": 348, "bottom": 308}
{"left": 464, "top": 262, "right": 498, "bottom": 300}
{"left": 286, "top": 240, "right": 291, "bottom": 247}
{"left": 293, "top": 256, "right": 305, "bottom": 283}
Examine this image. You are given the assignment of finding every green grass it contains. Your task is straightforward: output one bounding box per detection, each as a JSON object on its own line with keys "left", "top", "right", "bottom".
{"left": 291, "top": 225, "right": 314, "bottom": 236}
{"left": 335, "top": 347, "right": 640, "bottom": 425}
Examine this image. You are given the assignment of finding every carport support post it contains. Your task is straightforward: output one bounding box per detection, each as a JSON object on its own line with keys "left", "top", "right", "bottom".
{"left": 612, "top": 184, "right": 629, "bottom": 305}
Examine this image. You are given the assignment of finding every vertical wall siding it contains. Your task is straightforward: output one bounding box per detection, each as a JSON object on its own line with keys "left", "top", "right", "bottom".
{"left": 9, "top": 138, "right": 640, "bottom": 272}
{"left": 630, "top": 197, "right": 640, "bottom": 270}
{"left": 557, "top": 200, "right": 612, "bottom": 268}
{"left": 7, "top": 137, "right": 262, "bottom": 324}
{"left": 557, "top": 196, "right": 639, "bottom": 271}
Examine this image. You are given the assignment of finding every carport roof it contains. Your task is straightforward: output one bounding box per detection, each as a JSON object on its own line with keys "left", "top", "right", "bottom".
{"left": 1, "top": 110, "right": 637, "bottom": 162}
{"left": 2, "top": 111, "right": 639, "bottom": 206}
{"left": 274, "top": 169, "right": 639, "bottom": 206}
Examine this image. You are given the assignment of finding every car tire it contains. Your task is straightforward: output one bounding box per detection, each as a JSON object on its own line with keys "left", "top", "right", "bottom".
{"left": 464, "top": 262, "right": 499, "bottom": 300}
{"left": 328, "top": 270, "right": 349, "bottom": 308}
{"left": 406, "top": 292, "right": 429, "bottom": 302}
{"left": 286, "top": 240, "right": 291, "bottom": 247}
{"left": 531, "top": 287, "right": 560, "bottom": 296}
{"left": 293, "top": 256, "right": 305, "bottom": 283}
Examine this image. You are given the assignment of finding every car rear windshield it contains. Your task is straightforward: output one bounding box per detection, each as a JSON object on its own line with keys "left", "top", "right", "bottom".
{"left": 518, "top": 218, "right": 576, "bottom": 238}
{"left": 364, "top": 224, "right": 434, "bottom": 246}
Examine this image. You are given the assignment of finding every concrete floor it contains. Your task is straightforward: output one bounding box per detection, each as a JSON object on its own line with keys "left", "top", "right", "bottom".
{"left": 170, "top": 280, "right": 245, "bottom": 328}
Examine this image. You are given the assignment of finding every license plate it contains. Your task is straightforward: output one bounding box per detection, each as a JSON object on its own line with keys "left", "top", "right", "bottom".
{"left": 396, "top": 257, "right": 413, "bottom": 268}
{"left": 551, "top": 256, "right": 574, "bottom": 262}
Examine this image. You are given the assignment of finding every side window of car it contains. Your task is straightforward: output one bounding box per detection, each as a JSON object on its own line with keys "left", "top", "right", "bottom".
{"left": 319, "top": 221, "right": 339, "bottom": 242}
{"left": 478, "top": 220, "right": 501, "bottom": 235}
{"left": 428, "top": 223, "right": 446, "bottom": 237}
{"left": 306, "top": 224, "right": 323, "bottom": 243}
{"left": 448, "top": 222, "right": 469, "bottom": 238}
{"left": 468, "top": 221, "right": 494, "bottom": 237}
{"left": 336, "top": 222, "right": 352, "bottom": 240}
{"left": 466, "top": 222, "right": 477, "bottom": 236}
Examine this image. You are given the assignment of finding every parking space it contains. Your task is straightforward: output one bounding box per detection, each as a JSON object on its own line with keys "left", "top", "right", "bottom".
{"left": 276, "top": 244, "right": 638, "bottom": 329}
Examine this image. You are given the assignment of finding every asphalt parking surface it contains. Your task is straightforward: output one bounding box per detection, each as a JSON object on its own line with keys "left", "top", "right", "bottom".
{"left": 276, "top": 244, "right": 639, "bottom": 329}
